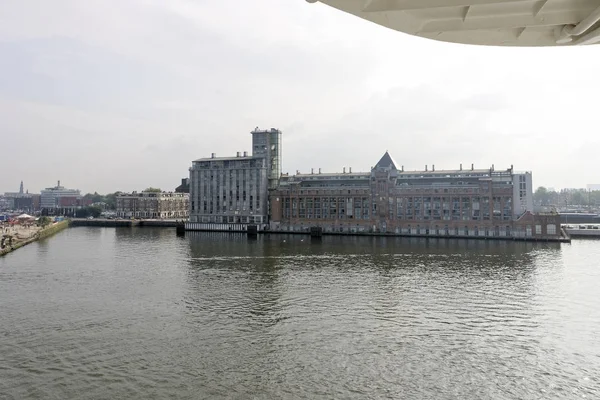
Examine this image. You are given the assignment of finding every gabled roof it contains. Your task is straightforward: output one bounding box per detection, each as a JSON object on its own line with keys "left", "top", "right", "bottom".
{"left": 375, "top": 151, "right": 399, "bottom": 170}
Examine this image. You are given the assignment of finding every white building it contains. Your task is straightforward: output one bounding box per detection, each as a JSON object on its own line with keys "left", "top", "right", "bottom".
{"left": 512, "top": 171, "right": 534, "bottom": 217}
{"left": 40, "top": 181, "right": 82, "bottom": 210}
{"left": 116, "top": 191, "right": 189, "bottom": 219}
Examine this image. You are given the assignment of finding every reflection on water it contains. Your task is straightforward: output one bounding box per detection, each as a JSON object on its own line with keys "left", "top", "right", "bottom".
{"left": 0, "top": 227, "right": 598, "bottom": 399}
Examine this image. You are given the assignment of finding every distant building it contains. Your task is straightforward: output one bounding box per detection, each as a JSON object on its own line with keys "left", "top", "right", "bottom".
{"left": 40, "top": 181, "right": 82, "bottom": 215}
{"left": 116, "top": 191, "right": 189, "bottom": 219}
{"left": 269, "top": 152, "right": 558, "bottom": 239}
{"left": 187, "top": 127, "right": 281, "bottom": 230}
{"left": 0, "top": 196, "right": 12, "bottom": 211}
{"left": 13, "top": 195, "right": 40, "bottom": 214}
{"left": 4, "top": 181, "right": 41, "bottom": 213}
{"left": 175, "top": 178, "right": 189, "bottom": 194}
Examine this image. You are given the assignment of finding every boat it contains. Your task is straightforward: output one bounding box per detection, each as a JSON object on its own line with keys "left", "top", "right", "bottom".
{"left": 563, "top": 224, "right": 600, "bottom": 237}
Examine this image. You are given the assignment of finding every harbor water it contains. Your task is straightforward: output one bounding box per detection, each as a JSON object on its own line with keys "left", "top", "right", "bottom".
{"left": 1, "top": 227, "right": 599, "bottom": 399}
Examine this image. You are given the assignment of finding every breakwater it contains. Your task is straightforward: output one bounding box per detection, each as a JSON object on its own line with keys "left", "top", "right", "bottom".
{"left": 0, "top": 220, "right": 70, "bottom": 257}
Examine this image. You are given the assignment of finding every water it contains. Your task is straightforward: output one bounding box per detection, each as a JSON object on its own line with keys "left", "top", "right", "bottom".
{"left": 1, "top": 227, "right": 599, "bottom": 399}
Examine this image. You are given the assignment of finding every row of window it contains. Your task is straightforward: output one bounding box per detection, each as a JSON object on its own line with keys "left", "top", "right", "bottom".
{"left": 193, "top": 215, "right": 264, "bottom": 224}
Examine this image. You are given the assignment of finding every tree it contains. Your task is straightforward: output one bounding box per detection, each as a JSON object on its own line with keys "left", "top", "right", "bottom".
{"left": 144, "top": 187, "right": 161, "bottom": 193}
{"left": 570, "top": 190, "right": 587, "bottom": 206}
{"left": 104, "top": 192, "right": 119, "bottom": 210}
{"left": 37, "top": 216, "right": 51, "bottom": 227}
{"left": 534, "top": 186, "right": 551, "bottom": 206}
{"left": 75, "top": 206, "right": 102, "bottom": 218}
{"left": 88, "top": 206, "right": 102, "bottom": 218}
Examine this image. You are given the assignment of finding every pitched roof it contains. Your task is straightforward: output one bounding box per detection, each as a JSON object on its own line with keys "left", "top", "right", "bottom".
{"left": 375, "top": 151, "right": 398, "bottom": 170}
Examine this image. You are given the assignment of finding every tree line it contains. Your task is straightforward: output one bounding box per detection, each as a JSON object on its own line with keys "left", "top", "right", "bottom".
{"left": 82, "top": 188, "right": 162, "bottom": 209}
{"left": 78, "top": 188, "right": 163, "bottom": 217}
{"left": 534, "top": 187, "right": 600, "bottom": 207}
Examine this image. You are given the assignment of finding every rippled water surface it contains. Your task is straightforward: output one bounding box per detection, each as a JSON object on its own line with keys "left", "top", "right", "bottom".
{"left": 1, "top": 227, "right": 600, "bottom": 399}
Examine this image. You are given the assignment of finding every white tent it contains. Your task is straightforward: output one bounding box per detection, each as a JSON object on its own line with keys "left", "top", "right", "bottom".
{"left": 16, "top": 213, "right": 35, "bottom": 220}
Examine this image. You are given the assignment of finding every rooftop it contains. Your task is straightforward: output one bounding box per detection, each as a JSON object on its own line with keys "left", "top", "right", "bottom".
{"left": 293, "top": 172, "right": 370, "bottom": 178}
{"left": 194, "top": 156, "right": 258, "bottom": 162}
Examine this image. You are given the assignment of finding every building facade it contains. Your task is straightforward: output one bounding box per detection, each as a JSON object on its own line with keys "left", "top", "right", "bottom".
{"left": 3, "top": 181, "right": 40, "bottom": 213}
{"left": 187, "top": 128, "right": 281, "bottom": 231}
{"left": 270, "top": 152, "right": 560, "bottom": 240}
{"left": 40, "top": 181, "right": 83, "bottom": 215}
{"left": 116, "top": 191, "right": 189, "bottom": 219}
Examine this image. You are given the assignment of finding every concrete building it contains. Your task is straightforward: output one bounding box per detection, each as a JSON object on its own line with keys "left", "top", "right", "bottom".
{"left": 40, "top": 181, "right": 82, "bottom": 215}
{"left": 270, "top": 152, "right": 560, "bottom": 240}
{"left": 116, "top": 191, "right": 189, "bottom": 219}
{"left": 187, "top": 128, "right": 282, "bottom": 231}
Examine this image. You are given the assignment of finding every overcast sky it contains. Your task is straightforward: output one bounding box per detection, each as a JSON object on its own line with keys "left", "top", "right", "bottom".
{"left": 1, "top": 0, "right": 598, "bottom": 194}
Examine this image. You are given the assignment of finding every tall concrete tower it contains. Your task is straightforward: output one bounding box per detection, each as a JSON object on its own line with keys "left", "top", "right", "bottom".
{"left": 251, "top": 127, "right": 282, "bottom": 190}
{"left": 19, "top": 181, "right": 24, "bottom": 194}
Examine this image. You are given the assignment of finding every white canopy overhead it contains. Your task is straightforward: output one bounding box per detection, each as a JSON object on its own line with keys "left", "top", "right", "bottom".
{"left": 16, "top": 214, "right": 35, "bottom": 219}
{"left": 308, "top": 0, "right": 600, "bottom": 46}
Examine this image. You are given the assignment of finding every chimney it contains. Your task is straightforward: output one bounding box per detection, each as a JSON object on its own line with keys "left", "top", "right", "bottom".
{"left": 432, "top": 165, "right": 435, "bottom": 172}
{"left": 349, "top": 167, "right": 352, "bottom": 173}
{"left": 319, "top": 168, "right": 321, "bottom": 174}
{"left": 460, "top": 163, "right": 462, "bottom": 171}
{"left": 401, "top": 165, "right": 404, "bottom": 172}
{"left": 243, "top": 151, "right": 248, "bottom": 157}
{"left": 343, "top": 167, "right": 346, "bottom": 173}
{"left": 492, "top": 164, "right": 494, "bottom": 171}
{"left": 296, "top": 170, "right": 299, "bottom": 175}
{"left": 511, "top": 164, "right": 514, "bottom": 171}
{"left": 425, "top": 165, "right": 428, "bottom": 172}
{"left": 211, "top": 153, "right": 216, "bottom": 159}
{"left": 311, "top": 168, "right": 314, "bottom": 174}
{"left": 471, "top": 163, "right": 474, "bottom": 171}
{"left": 236, "top": 152, "right": 241, "bottom": 157}
{"left": 57, "top": 180, "right": 60, "bottom": 187}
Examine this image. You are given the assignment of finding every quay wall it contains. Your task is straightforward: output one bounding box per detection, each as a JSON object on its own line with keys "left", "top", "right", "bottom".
{"left": 70, "top": 219, "right": 137, "bottom": 227}
{"left": 185, "top": 223, "right": 569, "bottom": 243}
{"left": 70, "top": 219, "right": 183, "bottom": 228}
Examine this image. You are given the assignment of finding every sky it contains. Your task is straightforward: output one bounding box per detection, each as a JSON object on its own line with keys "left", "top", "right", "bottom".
{"left": 1, "top": 0, "right": 599, "bottom": 194}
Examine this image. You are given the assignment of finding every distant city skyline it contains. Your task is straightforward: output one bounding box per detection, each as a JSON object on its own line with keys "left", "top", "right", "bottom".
{"left": 1, "top": 0, "right": 599, "bottom": 194}
{"left": 3, "top": 169, "right": 600, "bottom": 196}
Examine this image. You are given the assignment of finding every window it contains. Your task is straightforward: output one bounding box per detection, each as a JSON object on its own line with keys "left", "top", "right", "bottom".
{"left": 547, "top": 224, "right": 556, "bottom": 235}
{"left": 535, "top": 225, "right": 542, "bottom": 235}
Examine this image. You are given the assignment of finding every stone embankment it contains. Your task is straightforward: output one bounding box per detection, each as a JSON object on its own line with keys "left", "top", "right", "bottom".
{"left": 70, "top": 218, "right": 183, "bottom": 228}
{"left": 1, "top": 220, "right": 70, "bottom": 257}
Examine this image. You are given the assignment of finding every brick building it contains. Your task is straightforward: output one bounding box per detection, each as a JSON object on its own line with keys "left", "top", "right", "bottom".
{"left": 270, "top": 152, "right": 561, "bottom": 240}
